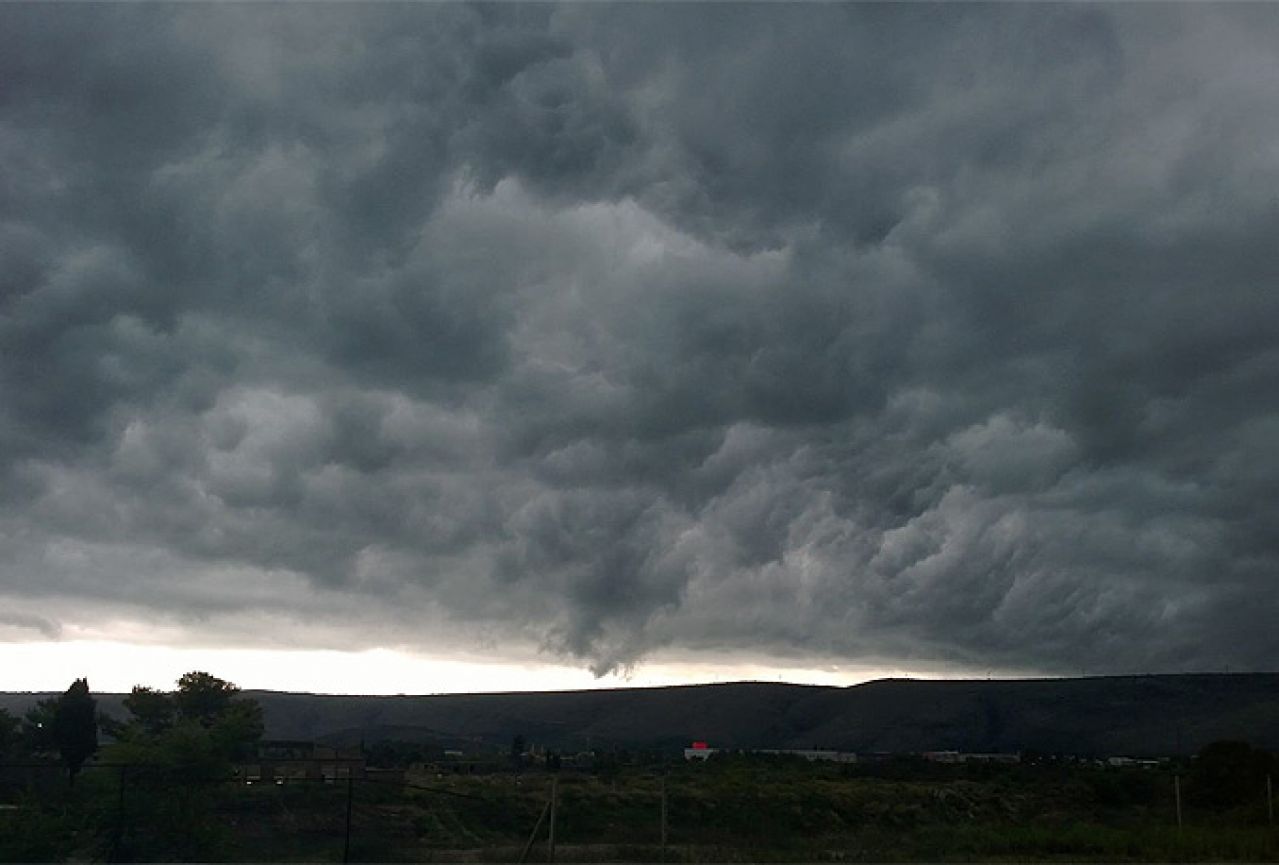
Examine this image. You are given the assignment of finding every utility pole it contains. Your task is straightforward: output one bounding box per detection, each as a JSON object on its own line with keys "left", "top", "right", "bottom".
{"left": 1174, "top": 774, "right": 1183, "bottom": 832}
{"left": 548, "top": 776, "right": 558, "bottom": 863}
{"left": 342, "top": 774, "right": 355, "bottom": 863}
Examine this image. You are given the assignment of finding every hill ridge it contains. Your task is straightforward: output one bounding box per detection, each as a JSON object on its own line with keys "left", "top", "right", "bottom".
{"left": 4, "top": 673, "right": 1278, "bottom": 757}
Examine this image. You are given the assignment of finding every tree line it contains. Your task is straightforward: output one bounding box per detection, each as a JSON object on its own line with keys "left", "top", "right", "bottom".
{"left": 1, "top": 672, "right": 266, "bottom": 861}
{"left": 0, "top": 671, "right": 263, "bottom": 780}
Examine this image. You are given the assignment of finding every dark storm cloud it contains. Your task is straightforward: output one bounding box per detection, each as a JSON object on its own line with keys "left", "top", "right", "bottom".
{"left": 3, "top": 4, "right": 1279, "bottom": 676}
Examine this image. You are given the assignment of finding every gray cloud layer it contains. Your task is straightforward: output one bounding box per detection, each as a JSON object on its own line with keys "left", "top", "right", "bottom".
{"left": 3, "top": 5, "right": 1279, "bottom": 676}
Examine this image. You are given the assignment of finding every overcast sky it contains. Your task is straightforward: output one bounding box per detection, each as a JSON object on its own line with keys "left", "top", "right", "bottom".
{"left": 3, "top": 4, "right": 1279, "bottom": 694}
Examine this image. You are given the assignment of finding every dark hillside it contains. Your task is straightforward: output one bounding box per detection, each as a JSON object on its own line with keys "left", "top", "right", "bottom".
{"left": 798, "top": 675, "right": 1279, "bottom": 755}
{"left": 4, "top": 673, "right": 1277, "bottom": 756}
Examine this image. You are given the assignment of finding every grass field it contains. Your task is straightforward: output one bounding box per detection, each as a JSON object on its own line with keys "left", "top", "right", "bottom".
{"left": 5, "top": 754, "right": 1278, "bottom": 862}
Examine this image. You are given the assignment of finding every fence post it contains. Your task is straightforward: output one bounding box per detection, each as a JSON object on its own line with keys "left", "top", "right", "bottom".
{"left": 519, "top": 798, "right": 551, "bottom": 864}
{"left": 548, "top": 776, "right": 557, "bottom": 863}
{"left": 1174, "top": 774, "right": 1183, "bottom": 832}
{"left": 660, "top": 775, "right": 668, "bottom": 862}
{"left": 1268, "top": 774, "right": 1273, "bottom": 827}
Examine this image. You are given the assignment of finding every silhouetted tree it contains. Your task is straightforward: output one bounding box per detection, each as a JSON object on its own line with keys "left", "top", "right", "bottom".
{"left": 113, "top": 671, "right": 262, "bottom": 766}
{"left": 24, "top": 679, "right": 97, "bottom": 785}
{"left": 0, "top": 708, "right": 20, "bottom": 759}
{"left": 104, "top": 672, "right": 263, "bottom": 861}
{"left": 123, "top": 686, "right": 175, "bottom": 736}
{"left": 174, "top": 671, "right": 240, "bottom": 726}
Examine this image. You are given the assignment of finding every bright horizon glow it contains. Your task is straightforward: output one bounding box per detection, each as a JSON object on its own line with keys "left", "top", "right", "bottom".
{"left": 0, "top": 639, "right": 957, "bottom": 695}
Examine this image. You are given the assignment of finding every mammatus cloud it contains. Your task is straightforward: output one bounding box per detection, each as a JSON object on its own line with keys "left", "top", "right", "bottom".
{"left": 3, "top": 5, "right": 1279, "bottom": 678}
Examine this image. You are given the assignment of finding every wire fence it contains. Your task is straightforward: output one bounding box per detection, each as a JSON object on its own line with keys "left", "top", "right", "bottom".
{"left": 2, "top": 761, "right": 497, "bottom": 863}
{"left": 3, "top": 761, "right": 1279, "bottom": 863}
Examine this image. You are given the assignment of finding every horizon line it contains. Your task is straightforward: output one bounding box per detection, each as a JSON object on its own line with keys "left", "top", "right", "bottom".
{"left": 4, "top": 669, "right": 1275, "bottom": 699}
